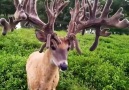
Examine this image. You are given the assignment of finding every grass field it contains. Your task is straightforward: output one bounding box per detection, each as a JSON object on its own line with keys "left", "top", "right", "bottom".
{"left": 0, "top": 28, "right": 129, "bottom": 90}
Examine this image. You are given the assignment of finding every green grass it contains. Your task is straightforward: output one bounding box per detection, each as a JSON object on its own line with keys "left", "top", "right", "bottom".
{"left": 0, "top": 28, "right": 129, "bottom": 90}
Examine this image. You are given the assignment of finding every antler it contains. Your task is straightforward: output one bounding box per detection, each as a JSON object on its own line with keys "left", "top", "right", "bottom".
{"left": 11, "top": 0, "right": 69, "bottom": 52}
{"left": 67, "top": 0, "right": 129, "bottom": 53}
{"left": 0, "top": 18, "right": 10, "bottom": 35}
{"left": 66, "top": 0, "right": 82, "bottom": 54}
{"left": 36, "top": 0, "right": 69, "bottom": 52}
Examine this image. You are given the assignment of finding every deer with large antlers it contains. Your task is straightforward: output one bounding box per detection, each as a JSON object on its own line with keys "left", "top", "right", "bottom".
{"left": 8, "top": 0, "right": 129, "bottom": 90}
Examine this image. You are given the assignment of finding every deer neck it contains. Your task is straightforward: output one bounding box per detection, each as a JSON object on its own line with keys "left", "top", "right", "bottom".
{"left": 40, "top": 49, "right": 59, "bottom": 82}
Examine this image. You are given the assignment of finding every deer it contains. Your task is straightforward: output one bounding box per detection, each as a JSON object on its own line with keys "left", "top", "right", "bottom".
{"left": 5, "top": 0, "right": 129, "bottom": 90}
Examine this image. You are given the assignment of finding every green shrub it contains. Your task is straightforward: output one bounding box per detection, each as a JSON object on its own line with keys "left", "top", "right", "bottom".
{"left": 0, "top": 28, "right": 129, "bottom": 90}
{"left": 110, "top": 28, "right": 129, "bottom": 35}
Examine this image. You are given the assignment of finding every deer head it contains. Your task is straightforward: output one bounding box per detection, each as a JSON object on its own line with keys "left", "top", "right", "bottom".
{"left": 12, "top": 0, "right": 129, "bottom": 70}
{"left": 36, "top": 31, "right": 70, "bottom": 70}
{"left": 50, "top": 38, "right": 70, "bottom": 71}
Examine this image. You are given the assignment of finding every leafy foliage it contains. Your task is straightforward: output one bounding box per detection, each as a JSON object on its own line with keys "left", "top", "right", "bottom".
{"left": 0, "top": 28, "right": 129, "bottom": 90}
{"left": 0, "top": 0, "right": 15, "bottom": 16}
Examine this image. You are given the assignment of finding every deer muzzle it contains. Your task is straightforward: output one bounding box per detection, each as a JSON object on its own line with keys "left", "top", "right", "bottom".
{"left": 59, "top": 62, "right": 68, "bottom": 71}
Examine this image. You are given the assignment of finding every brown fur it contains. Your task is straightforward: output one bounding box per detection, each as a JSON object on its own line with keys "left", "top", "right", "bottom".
{"left": 26, "top": 50, "right": 59, "bottom": 90}
{"left": 26, "top": 38, "right": 69, "bottom": 90}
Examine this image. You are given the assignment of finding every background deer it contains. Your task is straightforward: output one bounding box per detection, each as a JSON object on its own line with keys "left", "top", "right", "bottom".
{"left": 1, "top": 0, "right": 129, "bottom": 90}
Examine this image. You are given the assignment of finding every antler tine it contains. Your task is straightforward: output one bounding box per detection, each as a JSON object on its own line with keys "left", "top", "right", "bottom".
{"left": 51, "top": 39, "right": 58, "bottom": 49}
{"left": 56, "top": 0, "right": 69, "bottom": 17}
{"left": 100, "top": 28, "right": 111, "bottom": 37}
{"left": 45, "top": 0, "right": 69, "bottom": 28}
{"left": 90, "top": 27, "right": 100, "bottom": 51}
{"left": 8, "top": 17, "right": 19, "bottom": 31}
{"left": 80, "top": 0, "right": 89, "bottom": 21}
{"left": 46, "top": 34, "right": 52, "bottom": 48}
{"left": 39, "top": 43, "right": 46, "bottom": 53}
{"left": 100, "top": 0, "right": 112, "bottom": 18}
{"left": 29, "top": 0, "right": 38, "bottom": 15}
{"left": 106, "top": 7, "right": 129, "bottom": 28}
{"left": 79, "top": 0, "right": 95, "bottom": 35}
{"left": 67, "top": 0, "right": 81, "bottom": 36}
{"left": 50, "top": 0, "right": 54, "bottom": 12}
{"left": 81, "top": 0, "right": 86, "bottom": 7}
{"left": 96, "top": 4, "right": 103, "bottom": 17}
{"left": 22, "top": 0, "right": 30, "bottom": 13}
{"left": 89, "top": 27, "right": 111, "bottom": 51}
{"left": 52, "top": 33, "right": 62, "bottom": 44}
{"left": 90, "top": 27, "right": 111, "bottom": 51}
{"left": 0, "top": 18, "right": 10, "bottom": 35}
{"left": 27, "top": 0, "right": 46, "bottom": 28}
{"left": 66, "top": 0, "right": 83, "bottom": 54}
{"left": 87, "top": 0, "right": 93, "bottom": 19}
{"left": 92, "top": 0, "right": 98, "bottom": 18}
{"left": 74, "top": 38, "right": 81, "bottom": 54}
{"left": 45, "top": 0, "right": 55, "bottom": 29}
{"left": 14, "top": 0, "right": 19, "bottom": 8}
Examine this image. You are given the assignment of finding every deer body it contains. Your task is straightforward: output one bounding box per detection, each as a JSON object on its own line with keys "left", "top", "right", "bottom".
{"left": 26, "top": 50, "right": 59, "bottom": 90}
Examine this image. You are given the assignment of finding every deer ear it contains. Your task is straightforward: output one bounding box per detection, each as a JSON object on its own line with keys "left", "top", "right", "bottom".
{"left": 35, "top": 30, "right": 46, "bottom": 42}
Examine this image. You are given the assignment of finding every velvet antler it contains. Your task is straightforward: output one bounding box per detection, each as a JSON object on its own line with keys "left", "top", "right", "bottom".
{"left": 12, "top": 0, "right": 69, "bottom": 52}
{"left": 66, "top": 0, "right": 129, "bottom": 53}
{"left": 0, "top": 18, "right": 10, "bottom": 35}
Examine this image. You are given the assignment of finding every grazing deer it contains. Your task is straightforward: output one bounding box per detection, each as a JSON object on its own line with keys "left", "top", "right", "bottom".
{"left": 7, "top": 0, "right": 129, "bottom": 89}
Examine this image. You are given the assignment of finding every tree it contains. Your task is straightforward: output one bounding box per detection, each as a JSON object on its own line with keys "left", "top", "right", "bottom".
{"left": 0, "top": 0, "right": 15, "bottom": 17}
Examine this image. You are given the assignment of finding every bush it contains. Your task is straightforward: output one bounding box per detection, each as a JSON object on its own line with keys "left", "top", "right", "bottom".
{"left": 0, "top": 28, "right": 129, "bottom": 90}
{"left": 110, "top": 28, "right": 129, "bottom": 35}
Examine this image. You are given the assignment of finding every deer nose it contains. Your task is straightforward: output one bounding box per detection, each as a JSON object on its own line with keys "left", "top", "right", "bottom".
{"left": 59, "top": 62, "right": 68, "bottom": 71}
